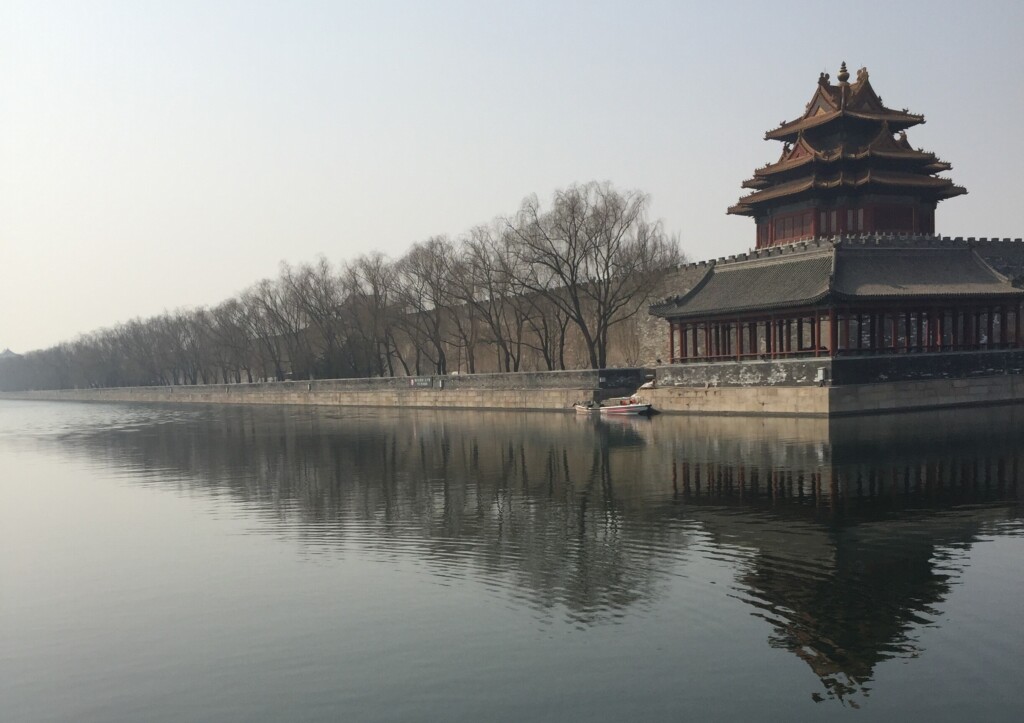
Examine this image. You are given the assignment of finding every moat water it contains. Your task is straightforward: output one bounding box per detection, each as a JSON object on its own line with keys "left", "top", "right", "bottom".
{"left": 2, "top": 400, "right": 1023, "bottom": 721}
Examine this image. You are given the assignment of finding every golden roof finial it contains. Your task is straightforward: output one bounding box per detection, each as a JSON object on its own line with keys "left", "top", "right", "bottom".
{"left": 837, "top": 61, "right": 850, "bottom": 83}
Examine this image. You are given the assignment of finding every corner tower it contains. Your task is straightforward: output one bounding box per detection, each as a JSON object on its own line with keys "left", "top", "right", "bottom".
{"left": 729, "top": 63, "right": 967, "bottom": 248}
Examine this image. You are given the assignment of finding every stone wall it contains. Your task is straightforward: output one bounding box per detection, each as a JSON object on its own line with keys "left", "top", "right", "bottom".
{"left": 7, "top": 364, "right": 1024, "bottom": 418}
{"left": 645, "top": 385, "right": 830, "bottom": 416}
{"left": 646, "top": 373, "right": 1024, "bottom": 416}
{"left": 1, "top": 369, "right": 651, "bottom": 412}
{"left": 654, "top": 350, "right": 1024, "bottom": 388}
{"left": 831, "top": 350, "right": 1024, "bottom": 384}
{"left": 657, "top": 359, "right": 830, "bottom": 387}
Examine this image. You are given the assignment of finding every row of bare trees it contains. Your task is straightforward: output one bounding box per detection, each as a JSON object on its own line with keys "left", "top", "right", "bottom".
{"left": 1, "top": 183, "right": 681, "bottom": 391}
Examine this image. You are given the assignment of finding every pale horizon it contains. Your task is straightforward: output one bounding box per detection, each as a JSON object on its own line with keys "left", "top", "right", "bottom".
{"left": 3, "top": 0, "right": 1022, "bottom": 353}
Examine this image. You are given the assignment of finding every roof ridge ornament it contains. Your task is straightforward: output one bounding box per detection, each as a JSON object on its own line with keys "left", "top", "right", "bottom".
{"left": 837, "top": 61, "right": 850, "bottom": 84}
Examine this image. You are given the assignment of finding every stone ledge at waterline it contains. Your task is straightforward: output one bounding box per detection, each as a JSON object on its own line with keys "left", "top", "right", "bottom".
{"left": 648, "top": 350, "right": 1024, "bottom": 414}
{"left": 5, "top": 364, "right": 1024, "bottom": 416}
{"left": 0, "top": 369, "right": 650, "bottom": 413}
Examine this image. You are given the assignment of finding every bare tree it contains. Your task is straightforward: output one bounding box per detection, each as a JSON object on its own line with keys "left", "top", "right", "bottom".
{"left": 281, "top": 257, "right": 349, "bottom": 378}
{"left": 450, "top": 224, "right": 533, "bottom": 372}
{"left": 4, "top": 180, "right": 685, "bottom": 390}
{"left": 343, "top": 252, "right": 406, "bottom": 376}
{"left": 509, "top": 182, "right": 680, "bottom": 369}
{"left": 394, "top": 236, "right": 457, "bottom": 375}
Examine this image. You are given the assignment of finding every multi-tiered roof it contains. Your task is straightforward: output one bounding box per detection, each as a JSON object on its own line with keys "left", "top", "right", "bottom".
{"left": 729, "top": 63, "right": 966, "bottom": 246}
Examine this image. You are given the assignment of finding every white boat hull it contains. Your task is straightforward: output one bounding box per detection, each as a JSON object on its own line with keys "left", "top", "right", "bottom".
{"left": 574, "top": 399, "right": 653, "bottom": 416}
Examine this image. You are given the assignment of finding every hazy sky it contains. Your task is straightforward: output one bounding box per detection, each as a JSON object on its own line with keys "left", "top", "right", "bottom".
{"left": 2, "top": 0, "right": 1022, "bottom": 353}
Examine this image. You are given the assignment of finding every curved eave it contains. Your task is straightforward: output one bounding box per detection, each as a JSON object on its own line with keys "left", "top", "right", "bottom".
{"left": 766, "top": 110, "right": 925, "bottom": 142}
{"left": 936, "top": 185, "right": 969, "bottom": 200}
{"left": 733, "top": 173, "right": 966, "bottom": 209}
{"left": 752, "top": 148, "right": 942, "bottom": 180}
{"left": 649, "top": 265, "right": 716, "bottom": 315}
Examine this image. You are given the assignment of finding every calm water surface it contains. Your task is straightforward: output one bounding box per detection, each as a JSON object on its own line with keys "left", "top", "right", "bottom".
{"left": 2, "top": 400, "right": 1023, "bottom": 721}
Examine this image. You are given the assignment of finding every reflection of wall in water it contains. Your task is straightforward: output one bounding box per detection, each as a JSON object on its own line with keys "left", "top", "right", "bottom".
{"left": 658, "top": 408, "right": 1024, "bottom": 509}
{"left": 49, "top": 404, "right": 1024, "bottom": 705}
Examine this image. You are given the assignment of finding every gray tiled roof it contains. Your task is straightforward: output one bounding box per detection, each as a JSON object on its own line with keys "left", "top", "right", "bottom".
{"left": 834, "top": 247, "right": 1018, "bottom": 298}
{"left": 650, "top": 249, "right": 833, "bottom": 317}
{"left": 650, "top": 236, "right": 1024, "bottom": 320}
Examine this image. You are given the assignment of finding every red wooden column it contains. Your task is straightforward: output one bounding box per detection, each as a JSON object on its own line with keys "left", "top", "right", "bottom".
{"left": 669, "top": 323, "right": 676, "bottom": 362}
{"left": 987, "top": 307, "right": 995, "bottom": 349}
{"left": 903, "top": 310, "right": 911, "bottom": 352}
{"left": 828, "top": 308, "right": 838, "bottom": 356}
{"left": 704, "top": 322, "right": 711, "bottom": 360}
{"left": 680, "top": 323, "right": 688, "bottom": 360}
{"left": 736, "top": 320, "right": 743, "bottom": 361}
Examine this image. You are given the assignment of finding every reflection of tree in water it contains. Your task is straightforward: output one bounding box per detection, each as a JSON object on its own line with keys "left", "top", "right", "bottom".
{"left": 52, "top": 403, "right": 1024, "bottom": 703}
{"left": 60, "top": 408, "right": 679, "bottom": 624}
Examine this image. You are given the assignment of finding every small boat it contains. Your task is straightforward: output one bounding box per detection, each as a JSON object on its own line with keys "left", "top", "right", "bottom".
{"left": 574, "top": 396, "right": 653, "bottom": 416}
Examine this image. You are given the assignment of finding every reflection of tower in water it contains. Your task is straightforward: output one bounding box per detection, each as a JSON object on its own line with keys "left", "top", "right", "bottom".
{"left": 659, "top": 407, "right": 1024, "bottom": 703}
{"left": 52, "top": 404, "right": 1024, "bottom": 705}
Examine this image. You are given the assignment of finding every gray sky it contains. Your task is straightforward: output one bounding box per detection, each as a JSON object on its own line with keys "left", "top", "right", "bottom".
{"left": 2, "top": 0, "right": 1022, "bottom": 353}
